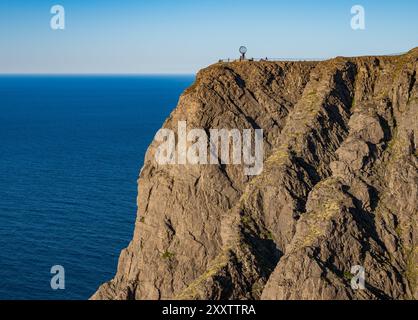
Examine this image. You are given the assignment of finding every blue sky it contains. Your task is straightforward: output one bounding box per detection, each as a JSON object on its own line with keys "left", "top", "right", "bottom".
{"left": 0, "top": 0, "right": 417, "bottom": 74}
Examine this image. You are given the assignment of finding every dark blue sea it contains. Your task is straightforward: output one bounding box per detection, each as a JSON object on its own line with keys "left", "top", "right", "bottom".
{"left": 0, "top": 75, "right": 194, "bottom": 300}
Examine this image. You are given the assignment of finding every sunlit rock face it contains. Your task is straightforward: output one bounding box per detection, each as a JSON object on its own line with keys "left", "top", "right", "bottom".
{"left": 92, "top": 48, "right": 418, "bottom": 300}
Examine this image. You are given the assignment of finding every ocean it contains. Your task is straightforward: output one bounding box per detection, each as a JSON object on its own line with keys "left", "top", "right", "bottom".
{"left": 0, "top": 75, "right": 195, "bottom": 300}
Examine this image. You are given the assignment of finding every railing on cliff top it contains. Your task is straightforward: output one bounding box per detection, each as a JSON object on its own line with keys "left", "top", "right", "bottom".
{"left": 217, "top": 57, "right": 328, "bottom": 63}
{"left": 217, "top": 52, "right": 407, "bottom": 63}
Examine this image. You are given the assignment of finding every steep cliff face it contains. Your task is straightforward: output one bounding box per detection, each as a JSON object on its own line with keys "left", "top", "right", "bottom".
{"left": 92, "top": 48, "right": 418, "bottom": 300}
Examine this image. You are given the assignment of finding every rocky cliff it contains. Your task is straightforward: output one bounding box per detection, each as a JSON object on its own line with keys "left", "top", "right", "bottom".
{"left": 92, "top": 48, "right": 418, "bottom": 300}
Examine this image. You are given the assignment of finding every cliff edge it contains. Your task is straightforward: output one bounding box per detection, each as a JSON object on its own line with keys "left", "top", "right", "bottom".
{"left": 92, "top": 48, "right": 418, "bottom": 300}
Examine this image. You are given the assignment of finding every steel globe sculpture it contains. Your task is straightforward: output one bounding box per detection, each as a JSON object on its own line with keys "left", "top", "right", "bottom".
{"left": 239, "top": 46, "right": 247, "bottom": 60}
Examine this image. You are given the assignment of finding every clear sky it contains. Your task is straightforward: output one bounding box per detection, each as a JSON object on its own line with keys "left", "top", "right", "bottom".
{"left": 0, "top": 0, "right": 417, "bottom": 74}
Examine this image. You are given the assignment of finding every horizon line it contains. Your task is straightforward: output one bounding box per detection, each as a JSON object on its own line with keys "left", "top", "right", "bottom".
{"left": 0, "top": 50, "right": 410, "bottom": 77}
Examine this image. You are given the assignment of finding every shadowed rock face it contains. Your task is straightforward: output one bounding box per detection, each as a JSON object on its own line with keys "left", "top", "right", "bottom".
{"left": 92, "top": 48, "right": 418, "bottom": 300}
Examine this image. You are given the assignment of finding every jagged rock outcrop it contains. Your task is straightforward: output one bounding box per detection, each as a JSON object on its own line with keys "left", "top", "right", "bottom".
{"left": 92, "top": 48, "right": 418, "bottom": 300}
